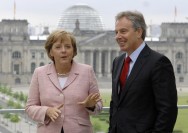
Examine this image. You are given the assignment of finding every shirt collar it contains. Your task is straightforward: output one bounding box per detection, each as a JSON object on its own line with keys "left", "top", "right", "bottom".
{"left": 126, "top": 42, "right": 146, "bottom": 62}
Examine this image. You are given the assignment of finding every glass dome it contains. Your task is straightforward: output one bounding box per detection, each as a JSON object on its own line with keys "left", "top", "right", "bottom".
{"left": 58, "top": 4, "right": 105, "bottom": 32}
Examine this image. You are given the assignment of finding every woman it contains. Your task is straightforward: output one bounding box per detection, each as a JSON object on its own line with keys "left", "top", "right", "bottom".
{"left": 25, "top": 30, "right": 103, "bottom": 133}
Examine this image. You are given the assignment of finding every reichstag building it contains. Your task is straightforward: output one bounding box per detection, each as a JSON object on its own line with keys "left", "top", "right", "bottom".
{"left": 0, "top": 4, "right": 188, "bottom": 88}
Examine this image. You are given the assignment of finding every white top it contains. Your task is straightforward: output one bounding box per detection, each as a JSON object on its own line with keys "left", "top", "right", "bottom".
{"left": 58, "top": 76, "right": 68, "bottom": 89}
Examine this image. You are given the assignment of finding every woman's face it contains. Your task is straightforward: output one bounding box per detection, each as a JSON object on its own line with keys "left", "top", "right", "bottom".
{"left": 50, "top": 37, "right": 74, "bottom": 65}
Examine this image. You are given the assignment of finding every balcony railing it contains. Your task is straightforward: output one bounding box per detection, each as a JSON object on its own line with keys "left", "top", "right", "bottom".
{"left": 0, "top": 105, "right": 188, "bottom": 133}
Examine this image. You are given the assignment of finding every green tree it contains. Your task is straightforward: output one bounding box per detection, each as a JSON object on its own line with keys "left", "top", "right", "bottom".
{"left": 3, "top": 112, "right": 12, "bottom": 119}
{"left": 0, "top": 85, "right": 2, "bottom": 92}
{"left": 10, "top": 114, "right": 20, "bottom": 122}
{"left": 93, "top": 121, "right": 102, "bottom": 133}
{"left": 19, "top": 91, "right": 24, "bottom": 101}
{"left": 10, "top": 114, "right": 20, "bottom": 132}
{"left": 7, "top": 99, "right": 15, "bottom": 107}
{"left": 14, "top": 102, "right": 22, "bottom": 109}
{"left": 23, "top": 95, "right": 28, "bottom": 104}
{"left": 1, "top": 86, "right": 8, "bottom": 94}
{"left": 13, "top": 92, "right": 19, "bottom": 100}
{"left": 7, "top": 87, "right": 13, "bottom": 96}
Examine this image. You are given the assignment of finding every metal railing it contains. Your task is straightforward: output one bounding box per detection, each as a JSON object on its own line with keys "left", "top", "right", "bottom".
{"left": 1, "top": 105, "right": 188, "bottom": 113}
{"left": 0, "top": 106, "right": 188, "bottom": 133}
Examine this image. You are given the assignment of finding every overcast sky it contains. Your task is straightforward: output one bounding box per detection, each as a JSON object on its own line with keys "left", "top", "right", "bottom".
{"left": 0, "top": 0, "right": 188, "bottom": 30}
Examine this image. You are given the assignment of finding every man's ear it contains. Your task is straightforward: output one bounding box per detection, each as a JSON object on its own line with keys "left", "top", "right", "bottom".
{"left": 136, "top": 28, "right": 143, "bottom": 39}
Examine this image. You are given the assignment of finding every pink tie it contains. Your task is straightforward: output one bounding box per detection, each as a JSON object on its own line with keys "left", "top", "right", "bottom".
{"left": 120, "top": 56, "right": 131, "bottom": 88}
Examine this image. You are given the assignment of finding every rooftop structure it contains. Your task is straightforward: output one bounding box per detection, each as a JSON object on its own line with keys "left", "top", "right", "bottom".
{"left": 58, "top": 4, "right": 105, "bottom": 32}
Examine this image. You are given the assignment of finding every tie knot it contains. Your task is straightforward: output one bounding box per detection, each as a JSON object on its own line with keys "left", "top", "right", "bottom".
{"left": 125, "top": 56, "right": 131, "bottom": 63}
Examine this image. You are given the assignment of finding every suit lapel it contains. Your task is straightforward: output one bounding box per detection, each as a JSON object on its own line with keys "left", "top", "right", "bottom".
{"left": 62, "top": 73, "right": 78, "bottom": 89}
{"left": 47, "top": 63, "right": 62, "bottom": 91}
{"left": 113, "top": 54, "right": 126, "bottom": 102}
{"left": 116, "top": 54, "right": 126, "bottom": 82}
{"left": 62, "top": 61, "right": 79, "bottom": 90}
{"left": 119, "top": 45, "right": 151, "bottom": 104}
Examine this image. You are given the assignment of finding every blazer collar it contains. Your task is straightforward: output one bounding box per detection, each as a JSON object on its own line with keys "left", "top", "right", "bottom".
{"left": 114, "top": 53, "right": 126, "bottom": 99}
{"left": 63, "top": 60, "right": 79, "bottom": 89}
{"left": 46, "top": 63, "right": 62, "bottom": 90}
{"left": 116, "top": 53, "right": 126, "bottom": 83}
{"left": 46, "top": 60, "right": 79, "bottom": 90}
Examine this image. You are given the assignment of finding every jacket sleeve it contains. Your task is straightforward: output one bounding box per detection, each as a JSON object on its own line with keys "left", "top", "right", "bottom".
{"left": 25, "top": 68, "right": 49, "bottom": 124}
{"left": 108, "top": 58, "right": 116, "bottom": 132}
{"left": 151, "top": 56, "right": 178, "bottom": 132}
{"left": 87, "top": 66, "right": 103, "bottom": 115}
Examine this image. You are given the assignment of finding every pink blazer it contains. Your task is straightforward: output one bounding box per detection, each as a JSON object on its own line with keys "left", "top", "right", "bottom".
{"left": 25, "top": 61, "right": 103, "bottom": 133}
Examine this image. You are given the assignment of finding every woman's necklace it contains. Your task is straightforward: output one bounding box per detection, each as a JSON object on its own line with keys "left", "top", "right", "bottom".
{"left": 57, "top": 72, "right": 69, "bottom": 76}
{"left": 56, "top": 64, "right": 71, "bottom": 76}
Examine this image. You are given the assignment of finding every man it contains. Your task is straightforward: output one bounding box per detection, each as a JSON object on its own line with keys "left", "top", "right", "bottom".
{"left": 109, "top": 11, "right": 178, "bottom": 133}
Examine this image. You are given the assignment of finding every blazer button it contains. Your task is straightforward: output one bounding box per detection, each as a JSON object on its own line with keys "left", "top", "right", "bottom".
{"left": 59, "top": 93, "right": 64, "bottom": 96}
{"left": 117, "top": 107, "right": 120, "bottom": 111}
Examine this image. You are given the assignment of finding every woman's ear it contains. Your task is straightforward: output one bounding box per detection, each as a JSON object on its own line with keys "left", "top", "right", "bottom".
{"left": 49, "top": 49, "right": 53, "bottom": 57}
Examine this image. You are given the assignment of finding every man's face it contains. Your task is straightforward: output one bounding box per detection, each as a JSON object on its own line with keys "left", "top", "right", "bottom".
{"left": 115, "top": 17, "right": 141, "bottom": 55}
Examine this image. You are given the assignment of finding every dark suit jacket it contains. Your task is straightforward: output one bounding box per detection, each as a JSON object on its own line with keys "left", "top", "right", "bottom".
{"left": 109, "top": 45, "right": 178, "bottom": 133}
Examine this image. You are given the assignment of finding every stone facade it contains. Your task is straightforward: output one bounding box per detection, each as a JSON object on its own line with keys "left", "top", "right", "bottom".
{"left": 0, "top": 19, "right": 188, "bottom": 88}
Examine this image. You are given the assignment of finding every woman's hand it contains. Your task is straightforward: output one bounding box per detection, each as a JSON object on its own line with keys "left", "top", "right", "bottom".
{"left": 78, "top": 93, "right": 101, "bottom": 108}
{"left": 46, "top": 103, "right": 64, "bottom": 122}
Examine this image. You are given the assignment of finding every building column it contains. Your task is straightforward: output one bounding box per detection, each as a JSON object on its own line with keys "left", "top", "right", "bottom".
{"left": 172, "top": 48, "right": 176, "bottom": 73}
{"left": 97, "top": 50, "right": 102, "bottom": 77}
{"left": 90, "top": 50, "right": 94, "bottom": 67}
{"left": 185, "top": 50, "right": 188, "bottom": 73}
{"left": 23, "top": 48, "right": 29, "bottom": 74}
{"left": 8, "top": 49, "right": 12, "bottom": 73}
{"left": 82, "top": 50, "right": 85, "bottom": 64}
{"left": 107, "top": 50, "right": 111, "bottom": 78}
{"left": 0, "top": 50, "right": 2, "bottom": 72}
